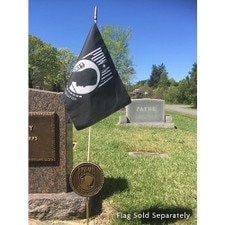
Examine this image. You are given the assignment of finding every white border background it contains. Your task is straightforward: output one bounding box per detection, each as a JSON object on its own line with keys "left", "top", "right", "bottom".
{"left": 1, "top": 0, "right": 28, "bottom": 224}
{"left": 1, "top": 0, "right": 225, "bottom": 224}
{"left": 197, "top": 0, "right": 225, "bottom": 224}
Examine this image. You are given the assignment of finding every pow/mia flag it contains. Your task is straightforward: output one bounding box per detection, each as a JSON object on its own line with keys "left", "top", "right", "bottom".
{"left": 63, "top": 23, "right": 131, "bottom": 130}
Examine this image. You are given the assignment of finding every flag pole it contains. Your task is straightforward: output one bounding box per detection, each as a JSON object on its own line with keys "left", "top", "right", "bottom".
{"left": 86, "top": 8, "right": 97, "bottom": 225}
{"left": 86, "top": 127, "right": 91, "bottom": 225}
{"left": 86, "top": 196, "right": 90, "bottom": 225}
{"left": 87, "top": 126, "right": 91, "bottom": 162}
{"left": 85, "top": 127, "right": 91, "bottom": 225}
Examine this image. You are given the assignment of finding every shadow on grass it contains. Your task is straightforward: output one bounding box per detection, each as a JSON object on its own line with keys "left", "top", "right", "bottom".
{"left": 91, "top": 176, "right": 128, "bottom": 216}
{"left": 101, "top": 177, "right": 129, "bottom": 199}
{"left": 138, "top": 206, "right": 193, "bottom": 225}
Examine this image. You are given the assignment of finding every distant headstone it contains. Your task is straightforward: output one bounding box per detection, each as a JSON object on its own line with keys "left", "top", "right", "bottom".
{"left": 126, "top": 99, "right": 164, "bottom": 123}
{"left": 29, "top": 89, "right": 87, "bottom": 220}
{"left": 119, "top": 98, "right": 174, "bottom": 128}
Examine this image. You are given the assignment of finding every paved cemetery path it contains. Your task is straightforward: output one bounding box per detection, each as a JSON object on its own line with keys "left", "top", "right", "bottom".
{"left": 165, "top": 104, "right": 197, "bottom": 116}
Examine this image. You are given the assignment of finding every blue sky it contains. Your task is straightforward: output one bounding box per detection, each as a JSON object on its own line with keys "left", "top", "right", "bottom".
{"left": 29, "top": 0, "right": 197, "bottom": 83}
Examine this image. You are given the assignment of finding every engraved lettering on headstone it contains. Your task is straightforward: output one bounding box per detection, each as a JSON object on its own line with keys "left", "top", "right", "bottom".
{"left": 29, "top": 124, "right": 38, "bottom": 141}
{"left": 136, "top": 106, "right": 157, "bottom": 112}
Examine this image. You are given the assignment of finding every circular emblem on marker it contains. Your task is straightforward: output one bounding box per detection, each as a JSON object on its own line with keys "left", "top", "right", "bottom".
{"left": 69, "top": 161, "right": 104, "bottom": 197}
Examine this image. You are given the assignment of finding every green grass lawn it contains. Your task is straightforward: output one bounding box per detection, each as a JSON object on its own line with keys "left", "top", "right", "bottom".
{"left": 72, "top": 110, "right": 197, "bottom": 225}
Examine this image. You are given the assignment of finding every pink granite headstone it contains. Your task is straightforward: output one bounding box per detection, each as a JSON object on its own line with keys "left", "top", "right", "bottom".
{"left": 29, "top": 89, "right": 73, "bottom": 193}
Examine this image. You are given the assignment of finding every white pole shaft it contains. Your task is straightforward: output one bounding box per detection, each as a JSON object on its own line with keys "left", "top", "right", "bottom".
{"left": 87, "top": 127, "right": 91, "bottom": 161}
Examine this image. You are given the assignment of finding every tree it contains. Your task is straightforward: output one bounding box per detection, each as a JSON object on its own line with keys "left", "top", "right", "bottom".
{"left": 189, "top": 62, "right": 197, "bottom": 108}
{"left": 177, "top": 76, "right": 192, "bottom": 104}
{"left": 29, "top": 35, "right": 60, "bottom": 90}
{"left": 148, "top": 63, "right": 167, "bottom": 88}
{"left": 55, "top": 48, "right": 77, "bottom": 91}
{"left": 168, "top": 78, "right": 178, "bottom": 87}
{"left": 100, "top": 25, "right": 135, "bottom": 84}
{"left": 29, "top": 35, "right": 77, "bottom": 91}
{"left": 29, "top": 35, "right": 60, "bottom": 89}
{"left": 135, "top": 79, "right": 148, "bottom": 88}
{"left": 158, "top": 71, "right": 170, "bottom": 88}
{"left": 164, "top": 86, "right": 179, "bottom": 104}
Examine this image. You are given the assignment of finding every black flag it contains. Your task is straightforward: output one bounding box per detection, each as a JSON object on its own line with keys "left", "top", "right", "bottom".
{"left": 63, "top": 23, "right": 131, "bottom": 130}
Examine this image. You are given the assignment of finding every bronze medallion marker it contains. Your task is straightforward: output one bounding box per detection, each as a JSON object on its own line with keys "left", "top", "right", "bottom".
{"left": 69, "top": 162, "right": 104, "bottom": 197}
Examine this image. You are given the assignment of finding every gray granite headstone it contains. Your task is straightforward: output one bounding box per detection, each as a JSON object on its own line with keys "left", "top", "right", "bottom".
{"left": 126, "top": 99, "right": 165, "bottom": 123}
